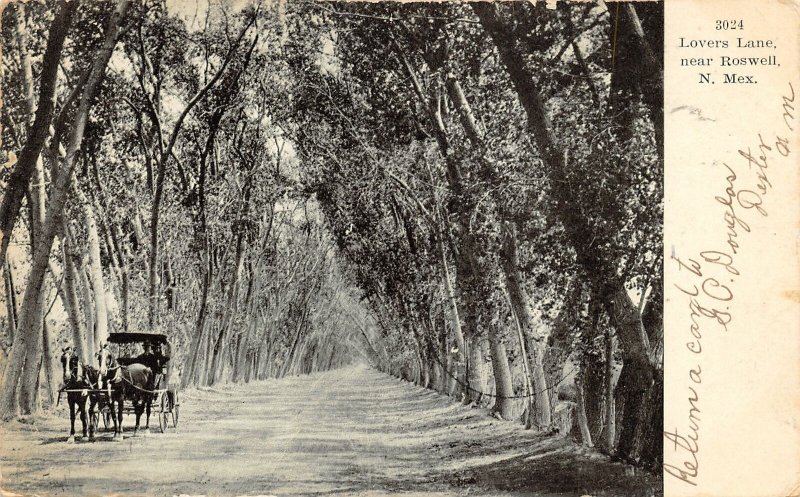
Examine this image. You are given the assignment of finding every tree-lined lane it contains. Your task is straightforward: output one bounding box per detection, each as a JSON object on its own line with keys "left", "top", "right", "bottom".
{"left": 0, "top": 365, "right": 659, "bottom": 497}
{"left": 2, "top": 1, "right": 663, "bottom": 472}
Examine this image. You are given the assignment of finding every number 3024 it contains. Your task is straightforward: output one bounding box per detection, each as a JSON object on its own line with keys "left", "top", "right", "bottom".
{"left": 716, "top": 19, "right": 743, "bottom": 30}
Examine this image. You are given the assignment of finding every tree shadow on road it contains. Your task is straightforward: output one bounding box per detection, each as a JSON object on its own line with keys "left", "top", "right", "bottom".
{"left": 444, "top": 446, "right": 663, "bottom": 497}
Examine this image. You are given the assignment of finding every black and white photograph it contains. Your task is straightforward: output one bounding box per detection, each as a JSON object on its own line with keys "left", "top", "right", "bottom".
{"left": 0, "top": 1, "right": 667, "bottom": 495}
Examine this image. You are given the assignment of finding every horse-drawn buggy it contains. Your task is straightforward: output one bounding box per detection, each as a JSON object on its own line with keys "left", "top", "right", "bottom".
{"left": 59, "top": 332, "right": 180, "bottom": 441}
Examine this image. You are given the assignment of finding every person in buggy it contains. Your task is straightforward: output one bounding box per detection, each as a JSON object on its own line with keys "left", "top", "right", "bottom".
{"left": 134, "top": 341, "right": 158, "bottom": 371}
{"left": 132, "top": 340, "right": 172, "bottom": 396}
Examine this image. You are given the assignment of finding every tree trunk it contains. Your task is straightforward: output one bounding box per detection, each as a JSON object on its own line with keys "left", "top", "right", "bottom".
{"left": 281, "top": 320, "right": 306, "bottom": 379}
{"left": 253, "top": 343, "right": 264, "bottom": 380}
{"left": 636, "top": 368, "right": 663, "bottom": 470}
{"left": 234, "top": 328, "right": 252, "bottom": 383}
{"left": 182, "top": 250, "right": 212, "bottom": 388}
{"left": 583, "top": 351, "right": 606, "bottom": 442}
{"left": 40, "top": 318, "right": 56, "bottom": 407}
{"left": 77, "top": 262, "right": 95, "bottom": 361}
{"left": 500, "top": 223, "right": 552, "bottom": 428}
{"left": 208, "top": 251, "right": 245, "bottom": 384}
{"left": 326, "top": 343, "right": 338, "bottom": 371}
{"left": 473, "top": 3, "right": 654, "bottom": 460}
{"left": 244, "top": 350, "right": 254, "bottom": 383}
{"left": 431, "top": 351, "right": 443, "bottom": 393}
{"left": 487, "top": 321, "right": 514, "bottom": 419}
{"left": 198, "top": 321, "right": 216, "bottom": 385}
{"left": 444, "top": 74, "right": 482, "bottom": 144}
{"left": 121, "top": 267, "right": 130, "bottom": 333}
{"left": 260, "top": 328, "right": 275, "bottom": 380}
{"left": 75, "top": 184, "right": 109, "bottom": 347}
{"left": 393, "top": 42, "right": 492, "bottom": 405}
{"left": 164, "top": 256, "right": 175, "bottom": 311}
{"left": 310, "top": 348, "right": 318, "bottom": 375}
{"left": 439, "top": 325, "right": 454, "bottom": 396}
{"left": 609, "top": 3, "right": 663, "bottom": 159}
{"left": 575, "top": 372, "right": 594, "bottom": 447}
{"left": 230, "top": 272, "right": 260, "bottom": 383}
{"left": 146, "top": 18, "right": 256, "bottom": 328}
{"left": 16, "top": 288, "right": 45, "bottom": 415}
{"left": 194, "top": 322, "right": 213, "bottom": 386}
{"left": 184, "top": 321, "right": 207, "bottom": 387}
{"left": 443, "top": 73, "right": 534, "bottom": 419}
{"left": 3, "top": 262, "right": 18, "bottom": 345}
{"left": 465, "top": 334, "right": 485, "bottom": 405}
{"left": 12, "top": 0, "right": 59, "bottom": 416}
{"left": 433, "top": 322, "right": 448, "bottom": 394}
{"left": 0, "top": 0, "right": 131, "bottom": 421}
{"left": 437, "top": 236, "right": 467, "bottom": 400}
{"left": 109, "top": 224, "right": 130, "bottom": 333}
{"left": 0, "top": 0, "right": 75, "bottom": 266}
{"left": 604, "top": 325, "right": 617, "bottom": 451}
{"left": 507, "top": 291, "right": 535, "bottom": 428}
{"left": 62, "top": 239, "right": 86, "bottom": 363}
{"left": 291, "top": 340, "right": 308, "bottom": 377}
{"left": 409, "top": 322, "right": 428, "bottom": 388}
{"left": 207, "top": 318, "right": 229, "bottom": 384}
{"left": 607, "top": 285, "right": 654, "bottom": 462}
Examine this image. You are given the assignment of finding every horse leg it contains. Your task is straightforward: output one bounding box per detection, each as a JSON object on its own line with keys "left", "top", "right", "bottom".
{"left": 109, "top": 398, "right": 120, "bottom": 440}
{"left": 133, "top": 399, "right": 142, "bottom": 435}
{"left": 113, "top": 397, "right": 124, "bottom": 441}
{"left": 118, "top": 397, "right": 125, "bottom": 438}
{"left": 78, "top": 396, "right": 88, "bottom": 439}
{"left": 67, "top": 398, "right": 76, "bottom": 443}
{"left": 110, "top": 398, "right": 118, "bottom": 440}
{"left": 144, "top": 397, "right": 152, "bottom": 432}
{"left": 87, "top": 398, "right": 96, "bottom": 440}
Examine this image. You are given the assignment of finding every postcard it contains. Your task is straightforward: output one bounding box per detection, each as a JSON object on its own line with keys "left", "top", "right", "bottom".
{"left": 0, "top": 1, "right": 796, "bottom": 496}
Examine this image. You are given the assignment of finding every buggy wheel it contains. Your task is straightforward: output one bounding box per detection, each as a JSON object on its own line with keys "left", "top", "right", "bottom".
{"left": 171, "top": 391, "right": 179, "bottom": 428}
{"left": 158, "top": 394, "right": 169, "bottom": 433}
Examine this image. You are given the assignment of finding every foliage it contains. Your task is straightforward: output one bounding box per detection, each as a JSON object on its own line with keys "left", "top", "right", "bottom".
{"left": 0, "top": 0, "right": 662, "bottom": 467}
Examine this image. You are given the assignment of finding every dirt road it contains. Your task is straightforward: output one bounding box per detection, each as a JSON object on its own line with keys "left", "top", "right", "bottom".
{"left": 0, "top": 365, "right": 660, "bottom": 496}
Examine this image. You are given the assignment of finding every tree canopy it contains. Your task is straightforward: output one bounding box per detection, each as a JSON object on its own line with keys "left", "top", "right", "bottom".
{"left": 0, "top": 0, "right": 663, "bottom": 470}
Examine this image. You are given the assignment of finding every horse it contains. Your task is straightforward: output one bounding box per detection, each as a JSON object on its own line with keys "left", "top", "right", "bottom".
{"left": 82, "top": 359, "right": 114, "bottom": 441}
{"left": 112, "top": 363, "right": 156, "bottom": 435}
{"left": 59, "top": 347, "right": 88, "bottom": 443}
{"left": 97, "top": 343, "right": 156, "bottom": 439}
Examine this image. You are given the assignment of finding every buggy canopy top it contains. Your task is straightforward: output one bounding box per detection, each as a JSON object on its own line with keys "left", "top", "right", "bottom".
{"left": 107, "top": 332, "right": 169, "bottom": 346}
